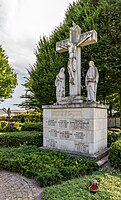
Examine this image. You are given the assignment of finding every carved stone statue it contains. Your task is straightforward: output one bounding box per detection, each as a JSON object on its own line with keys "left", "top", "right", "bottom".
{"left": 70, "top": 21, "right": 80, "bottom": 44}
{"left": 55, "top": 67, "right": 65, "bottom": 103}
{"left": 85, "top": 61, "right": 99, "bottom": 102}
{"left": 56, "top": 22, "right": 97, "bottom": 96}
{"left": 67, "top": 22, "right": 80, "bottom": 85}
{"left": 67, "top": 43, "right": 76, "bottom": 84}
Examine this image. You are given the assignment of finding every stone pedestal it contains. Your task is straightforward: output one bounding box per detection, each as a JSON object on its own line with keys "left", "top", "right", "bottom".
{"left": 42, "top": 102, "right": 108, "bottom": 160}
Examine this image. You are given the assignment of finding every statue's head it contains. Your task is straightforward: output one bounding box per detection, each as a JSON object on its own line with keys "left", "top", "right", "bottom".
{"left": 72, "top": 21, "right": 76, "bottom": 27}
{"left": 89, "top": 61, "right": 95, "bottom": 67}
{"left": 60, "top": 67, "right": 65, "bottom": 73}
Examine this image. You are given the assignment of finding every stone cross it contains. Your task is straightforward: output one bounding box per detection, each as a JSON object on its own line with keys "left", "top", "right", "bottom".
{"left": 56, "top": 22, "right": 97, "bottom": 96}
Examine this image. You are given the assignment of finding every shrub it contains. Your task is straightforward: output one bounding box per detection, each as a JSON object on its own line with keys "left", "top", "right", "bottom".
{"left": 12, "top": 112, "right": 42, "bottom": 123}
{"left": 21, "top": 122, "right": 43, "bottom": 131}
{"left": 0, "top": 146, "right": 99, "bottom": 187}
{"left": 36, "top": 170, "right": 63, "bottom": 187}
{"left": 0, "top": 115, "right": 7, "bottom": 121}
{"left": 109, "top": 139, "right": 121, "bottom": 169}
{"left": 13, "top": 122, "right": 21, "bottom": 131}
{"left": 0, "top": 121, "right": 8, "bottom": 131}
{"left": 0, "top": 131, "right": 43, "bottom": 147}
{"left": 6, "top": 122, "right": 21, "bottom": 132}
{"left": 113, "top": 112, "right": 120, "bottom": 117}
{"left": 0, "top": 121, "right": 42, "bottom": 132}
{"left": 108, "top": 131, "right": 121, "bottom": 147}
{"left": 0, "top": 121, "right": 21, "bottom": 132}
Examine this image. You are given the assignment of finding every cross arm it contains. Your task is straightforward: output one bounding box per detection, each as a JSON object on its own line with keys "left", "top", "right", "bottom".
{"left": 77, "top": 30, "right": 97, "bottom": 47}
{"left": 56, "top": 39, "right": 69, "bottom": 53}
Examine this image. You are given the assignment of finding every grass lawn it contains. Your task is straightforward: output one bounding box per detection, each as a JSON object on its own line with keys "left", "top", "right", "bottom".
{"left": 43, "top": 168, "right": 121, "bottom": 200}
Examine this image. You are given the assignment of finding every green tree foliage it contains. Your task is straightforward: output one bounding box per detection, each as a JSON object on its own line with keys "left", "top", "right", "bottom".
{"left": 21, "top": 0, "right": 121, "bottom": 114}
{"left": 19, "top": 76, "right": 40, "bottom": 110}
{"left": 0, "top": 46, "right": 17, "bottom": 102}
{"left": 20, "top": 36, "right": 69, "bottom": 110}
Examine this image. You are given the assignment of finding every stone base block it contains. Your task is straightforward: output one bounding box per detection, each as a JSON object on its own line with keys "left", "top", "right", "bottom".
{"left": 42, "top": 102, "right": 108, "bottom": 157}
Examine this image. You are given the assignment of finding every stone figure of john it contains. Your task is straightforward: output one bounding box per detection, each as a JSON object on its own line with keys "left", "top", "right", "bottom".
{"left": 85, "top": 61, "right": 99, "bottom": 102}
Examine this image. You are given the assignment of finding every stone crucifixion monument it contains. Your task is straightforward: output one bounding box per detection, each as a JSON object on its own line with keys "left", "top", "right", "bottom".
{"left": 56, "top": 22, "right": 97, "bottom": 97}
{"left": 42, "top": 22, "right": 108, "bottom": 160}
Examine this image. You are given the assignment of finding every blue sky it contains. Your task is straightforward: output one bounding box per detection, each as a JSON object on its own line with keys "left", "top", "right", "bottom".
{"left": 0, "top": 0, "right": 76, "bottom": 110}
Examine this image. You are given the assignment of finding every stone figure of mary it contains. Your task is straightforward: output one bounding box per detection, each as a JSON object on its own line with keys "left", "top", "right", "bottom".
{"left": 85, "top": 61, "right": 99, "bottom": 102}
{"left": 55, "top": 67, "right": 65, "bottom": 103}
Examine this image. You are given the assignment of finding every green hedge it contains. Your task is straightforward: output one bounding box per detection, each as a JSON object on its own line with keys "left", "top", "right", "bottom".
{"left": 0, "top": 121, "right": 8, "bottom": 131}
{"left": 0, "top": 121, "right": 21, "bottom": 132}
{"left": 109, "top": 139, "right": 121, "bottom": 170}
{"left": 21, "top": 122, "right": 43, "bottom": 131}
{"left": 12, "top": 113, "right": 42, "bottom": 123}
{"left": 0, "top": 122, "right": 43, "bottom": 132}
{"left": 108, "top": 131, "right": 121, "bottom": 147}
{"left": 0, "top": 145, "right": 99, "bottom": 187}
{"left": 0, "top": 131, "right": 43, "bottom": 147}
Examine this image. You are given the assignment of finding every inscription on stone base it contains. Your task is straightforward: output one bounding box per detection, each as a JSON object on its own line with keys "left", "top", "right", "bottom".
{"left": 48, "top": 120, "right": 57, "bottom": 126}
{"left": 46, "top": 119, "right": 90, "bottom": 130}
{"left": 46, "top": 139, "right": 57, "bottom": 148}
{"left": 60, "top": 131, "right": 72, "bottom": 139}
{"left": 49, "top": 129, "right": 58, "bottom": 137}
{"left": 75, "top": 142, "right": 89, "bottom": 153}
{"left": 70, "top": 120, "right": 89, "bottom": 130}
{"left": 74, "top": 132, "right": 85, "bottom": 139}
{"left": 58, "top": 120, "right": 69, "bottom": 128}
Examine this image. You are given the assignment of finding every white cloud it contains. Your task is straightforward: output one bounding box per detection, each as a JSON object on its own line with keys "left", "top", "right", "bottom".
{"left": 0, "top": 0, "right": 76, "bottom": 109}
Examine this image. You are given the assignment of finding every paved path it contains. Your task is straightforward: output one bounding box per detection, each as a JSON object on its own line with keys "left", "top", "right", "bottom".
{"left": 0, "top": 170, "right": 43, "bottom": 200}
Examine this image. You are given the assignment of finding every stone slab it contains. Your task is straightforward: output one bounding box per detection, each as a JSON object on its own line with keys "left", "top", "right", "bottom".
{"left": 42, "top": 102, "right": 108, "bottom": 109}
{"left": 96, "top": 155, "right": 108, "bottom": 167}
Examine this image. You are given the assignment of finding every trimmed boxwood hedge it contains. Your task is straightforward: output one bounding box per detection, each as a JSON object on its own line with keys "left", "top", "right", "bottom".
{"left": 0, "top": 145, "right": 99, "bottom": 187}
{"left": 0, "top": 122, "right": 43, "bottom": 132}
{"left": 0, "top": 131, "right": 43, "bottom": 147}
{"left": 109, "top": 139, "right": 121, "bottom": 170}
{"left": 21, "top": 122, "right": 43, "bottom": 131}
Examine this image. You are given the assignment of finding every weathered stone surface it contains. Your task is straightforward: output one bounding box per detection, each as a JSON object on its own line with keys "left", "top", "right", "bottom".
{"left": 43, "top": 103, "right": 108, "bottom": 157}
{"left": 56, "top": 22, "right": 97, "bottom": 97}
{"left": 55, "top": 67, "right": 65, "bottom": 103}
{"left": 85, "top": 61, "right": 99, "bottom": 102}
